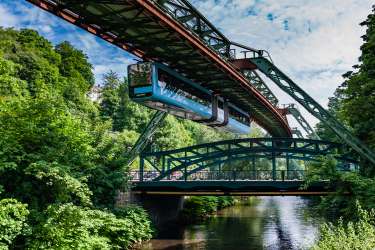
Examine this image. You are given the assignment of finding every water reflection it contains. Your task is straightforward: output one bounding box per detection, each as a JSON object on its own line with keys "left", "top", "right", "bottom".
{"left": 139, "top": 196, "right": 322, "bottom": 250}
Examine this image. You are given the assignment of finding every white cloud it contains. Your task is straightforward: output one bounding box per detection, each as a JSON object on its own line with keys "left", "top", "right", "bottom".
{"left": 191, "top": 0, "right": 372, "bottom": 131}
{"left": 0, "top": 4, "right": 19, "bottom": 27}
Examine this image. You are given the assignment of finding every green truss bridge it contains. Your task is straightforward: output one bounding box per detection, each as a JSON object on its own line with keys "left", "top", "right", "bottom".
{"left": 27, "top": 0, "right": 375, "bottom": 196}
{"left": 130, "top": 137, "right": 357, "bottom": 196}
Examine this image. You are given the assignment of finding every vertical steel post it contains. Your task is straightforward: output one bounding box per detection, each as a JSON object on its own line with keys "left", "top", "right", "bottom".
{"left": 162, "top": 155, "right": 165, "bottom": 174}
{"left": 252, "top": 157, "right": 256, "bottom": 180}
{"left": 286, "top": 155, "right": 290, "bottom": 180}
{"left": 272, "top": 156, "right": 276, "bottom": 180}
{"left": 140, "top": 157, "right": 144, "bottom": 182}
{"left": 272, "top": 141, "right": 276, "bottom": 180}
{"left": 167, "top": 160, "right": 171, "bottom": 180}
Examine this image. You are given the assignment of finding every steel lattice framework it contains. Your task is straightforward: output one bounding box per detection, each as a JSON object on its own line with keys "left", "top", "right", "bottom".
{"left": 124, "top": 111, "right": 167, "bottom": 166}
{"left": 26, "top": 0, "right": 291, "bottom": 138}
{"left": 249, "top": 57, "right": 375, "bottom": 165}
{"left": 138, "top": 137, "right": 356, "bottom": 181}
{"left": 26, "top": 0, "right": 375, "bottom": 166}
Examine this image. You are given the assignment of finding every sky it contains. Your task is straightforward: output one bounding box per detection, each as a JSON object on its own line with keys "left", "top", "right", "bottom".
{"left": 0, "top": 0, "right": 373, "bottom": 131}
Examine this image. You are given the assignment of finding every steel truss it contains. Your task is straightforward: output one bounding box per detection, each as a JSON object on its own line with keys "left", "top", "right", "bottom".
{"left": 124, "top": 111, "right": 167, "bottom": 167}
{"left": 283, "top": 104, "right": 319, "bottom": 139}
{"left": 139, "top": 137, "right": 356, "bottom": 181}
{"left": 250, "top": 57, "right": 375, "bottom": 165}
{"left": 27, "top": 0, "right": 292, "bottom": 137}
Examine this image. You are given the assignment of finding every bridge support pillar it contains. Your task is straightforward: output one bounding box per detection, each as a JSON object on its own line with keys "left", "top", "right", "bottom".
{"left": 132, "top": 194, "right": 184, "bottom": 230}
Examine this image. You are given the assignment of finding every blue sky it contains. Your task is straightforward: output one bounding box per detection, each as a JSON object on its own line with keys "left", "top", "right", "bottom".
{"left": 0, "top": 0, "right": 373, "bottom": 129}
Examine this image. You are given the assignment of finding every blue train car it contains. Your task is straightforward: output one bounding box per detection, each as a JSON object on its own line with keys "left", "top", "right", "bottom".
{"left": 128, "top": 62, "right": 251, "bottom": 134}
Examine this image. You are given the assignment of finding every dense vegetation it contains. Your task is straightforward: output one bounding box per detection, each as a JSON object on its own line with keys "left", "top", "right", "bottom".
{"left": 0, "top": 27, "right": 239, "bottom": 249}
{"left": 310, "top": 5, "right": 375, "bottom": 249}
{"left": 311, "top": 5, "right": 375, "bottom": 218}
{"left": 180, "top": 196, "right": 236, "bottom": 222}
{"left": 312, "top": 203, "right": 375, "bottom": 250}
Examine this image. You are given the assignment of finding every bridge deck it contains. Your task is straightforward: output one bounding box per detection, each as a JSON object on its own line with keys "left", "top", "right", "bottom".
{"left": 27, "top": 0, "right": 291, "bottom": 137}
{"left": 132, "top": 180, "right": 335, "bottom": 196}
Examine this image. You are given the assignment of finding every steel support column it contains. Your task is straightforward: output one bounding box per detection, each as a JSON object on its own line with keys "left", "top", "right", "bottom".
{"left": 250, "top": 57, "right": 375, "bottom": 165}
{"left": 140, "top": 157, "right": 145, "bottom": 182}
{"left": 125, "top": 111, "right": 167, "bottom": 167}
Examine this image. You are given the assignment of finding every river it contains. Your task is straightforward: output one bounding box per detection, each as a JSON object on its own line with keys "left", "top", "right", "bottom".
{"left": 139, "top": 196, "right": 323, "bottom": 250}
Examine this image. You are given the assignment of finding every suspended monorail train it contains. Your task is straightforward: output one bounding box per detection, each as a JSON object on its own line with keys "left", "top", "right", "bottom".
{"left": 128, "top": 62, "right": 251, "bottom": 134}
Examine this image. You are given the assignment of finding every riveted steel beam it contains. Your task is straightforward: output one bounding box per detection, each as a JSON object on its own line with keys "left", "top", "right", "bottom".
{"left": 124, "top": 111, "right": 167, "bottom": 167}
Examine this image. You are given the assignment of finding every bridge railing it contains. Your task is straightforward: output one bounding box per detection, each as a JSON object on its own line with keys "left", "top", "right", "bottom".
{"left": 129, "top": 170, "right": 309, "bottom": 182}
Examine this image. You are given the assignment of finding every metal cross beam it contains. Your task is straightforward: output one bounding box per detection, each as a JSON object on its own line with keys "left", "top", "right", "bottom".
{"left": 124, "top": 111, "right": 167, "bottom": 167}
{"left": 250, "top": 57, "right": 375, "bottom": 165}
{"left": 283, "top": 104, "right": 319, "bottom": 139}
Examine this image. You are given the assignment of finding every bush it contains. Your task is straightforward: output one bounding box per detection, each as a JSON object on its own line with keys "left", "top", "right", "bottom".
{"left": 180, "top": 196, "right": 235, "bottom": 222}
{"left": 312, "top": 203, "right": 375, "bottom": 250}
{"left": 0, "top": 199, "right": 29, "bottom": 250}
{"left": 28, "top": 203, "right": 153, "bottom": 250}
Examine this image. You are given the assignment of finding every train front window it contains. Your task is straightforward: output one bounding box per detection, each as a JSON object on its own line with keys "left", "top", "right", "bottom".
{"left": 129, "top": 63, "right": 152, "bottom": 87}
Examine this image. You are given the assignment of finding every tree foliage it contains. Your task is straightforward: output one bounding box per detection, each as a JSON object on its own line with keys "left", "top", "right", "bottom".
{"left": 312, "top": 203, "right": 375, "bottom": 250}
{"left": 0, "top": 28, "right": 152, "bottom": 249}
{"left": 0, "top": 199, "right": 29, "bottom": 250}
{"left": 0, "top": 26, "right": 247, "bottom": 249}
{"left": 316, "top": 6, "right": 375, "bottom": 175}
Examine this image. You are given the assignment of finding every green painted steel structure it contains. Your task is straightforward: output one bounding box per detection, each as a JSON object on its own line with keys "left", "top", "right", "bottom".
{"left": 131, "top": 180, "right": 337, "bottom": 196}
{"left": 27, "top": 0, "right": 375, "bottom": 174}
{"left": 136, "top": 137, "right": 356, "bottom": 182}
{"left": 284, "top": 104, "right": 319, "bottom": 139}
{"left": 249, "top": 57, "right": 375, "bottom": 165}
{"left": 124, "top": 111, "right": 167, "bottom": 167}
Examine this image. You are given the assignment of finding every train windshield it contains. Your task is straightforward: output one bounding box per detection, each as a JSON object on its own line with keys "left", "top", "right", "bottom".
{"left": 129, "top": 63, "right": 152, "bottom": 87}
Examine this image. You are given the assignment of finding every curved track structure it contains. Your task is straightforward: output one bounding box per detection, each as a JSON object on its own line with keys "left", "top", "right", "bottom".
{"left": 26, "top": 0, "right": 292, "bottom": 137}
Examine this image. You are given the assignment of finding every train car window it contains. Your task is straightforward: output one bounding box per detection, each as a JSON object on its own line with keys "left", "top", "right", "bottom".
{"left": 129, "top": 63, "right": 152, "bottom": 87}
{"left": 157, "top": 68, "right": 210, "bottom": 106}
{"left": 229, "top": 107, "right": 250, "bottom": 125}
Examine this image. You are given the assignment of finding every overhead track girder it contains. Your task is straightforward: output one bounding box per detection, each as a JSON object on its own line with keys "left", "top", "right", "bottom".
{"left": 26, "top": 0, "right": 292, "bottom": 138}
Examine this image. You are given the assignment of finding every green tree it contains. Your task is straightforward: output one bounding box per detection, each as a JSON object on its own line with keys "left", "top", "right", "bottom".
{"left": 0, "top": 28, "right": 153, "bottom": 248}
{"left": 99, "top": 71, "right": 121, "bottom": 121}
{"left": 315, "top": 6, "right": 375, "bottom": 175}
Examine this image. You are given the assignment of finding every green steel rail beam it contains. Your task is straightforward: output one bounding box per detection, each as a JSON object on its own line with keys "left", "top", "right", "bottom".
{"left": 291, "top": 127, "right": 303, "bottom": 138}
{"left": 284, "top": 104, "right": 319, "bottom": 139}
{"left": 124, "top": 111, "right": 167, "bottom": 167}
{"left": 242, "top": 70, "right": 279, "bottom": 106}
{"left": 250, "top": 57, "right": 375, "bottom": 165}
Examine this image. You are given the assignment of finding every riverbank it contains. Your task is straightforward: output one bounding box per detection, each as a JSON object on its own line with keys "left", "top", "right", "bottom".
{"left": 179, "top": 196, "right": 260, "bottom": 223}
{"left": 179, "top": 196, "right": 236, "bottom": 223}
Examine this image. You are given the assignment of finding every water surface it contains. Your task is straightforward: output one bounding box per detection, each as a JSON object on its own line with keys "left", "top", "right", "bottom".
{"left": 139, "top": 196, "right": 323, "bottom": 250}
